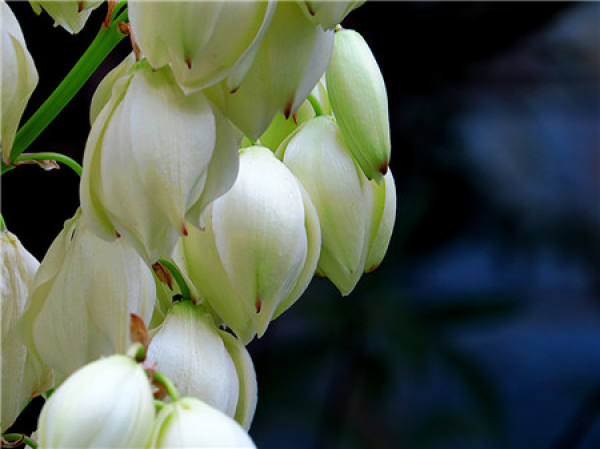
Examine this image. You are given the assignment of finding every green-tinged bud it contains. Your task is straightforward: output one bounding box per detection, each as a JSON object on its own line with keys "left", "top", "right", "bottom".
{"left": 150, "top": 397, "right": 256, "bottom": 448}
{"left": 277, "top": 116, "right": 396, "bottom": 295}
{"left": 81, "top": 61, "right": 240, "bottom": 263}
{"left": 259, "top": 77, "right": 330, "bottom": 151}
{"left": 147, "top": 301, "right": 257, "bottom": 430}
{"left": 1, "top": 1, "right": 38, "bottom": 163}
{"left": 205, "top": 2, "right": 334, "bottom": 140}
{"left": 29, "top": 1, "right": 101, "bottom": 34}
{"left": 1, "top": 230, "right": 52, "bottom": 431}
{"left": 326, "top": 28, "right": 390, "bottom": 182}
{"left": 129, "top": 1, "right": 274, "bottom": 93}
{"left": 365, "top": 170, "right": 396, "bottom": 273}
{"left": 19, "top": 210, "right": 156, "bottom": 382}
{"left": 178, "top": 146, "right": 321, "bottom": 344}
{"left": 296, "top": 1, "right": 365, "bottom": 30}
{"left": 37, "top": 355, "right": 155, "bottom": 449}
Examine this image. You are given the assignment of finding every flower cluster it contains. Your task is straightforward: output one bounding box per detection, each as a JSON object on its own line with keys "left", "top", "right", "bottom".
{"left": 1, "top": 0, "right": 395, "bottom": 446}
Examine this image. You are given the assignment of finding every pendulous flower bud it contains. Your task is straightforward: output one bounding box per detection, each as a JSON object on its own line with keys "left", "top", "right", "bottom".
{"left": 277, "top": 116, "right": 396, "bottom": 295}
{"left": 1, "top": 229, "right": 52, "bottom": 431}
{"left": 150, "top": 397, "right": 256, "bottom": 449}
{"left": 129, "top": 1, "right": 274, "bottom": 93}
{"left": 81, "top": 60, "right": 240, "bottom": 263}
{"left": 29, "top": 1, "right": 101, "bottom": 34}
{"left": 326, "top": 28, "right": 391, "bottom": 182}
{"left": 205, "top": 2, "right": 334, "bottom": 140}
{"left": 19, "top": 210, "right": 156, "bottom": 382}
{"left": 147, "top": 301, "right": 258, "bottom": 430}
{"left": 37, "top": 355, "right": 155, "bottom": 449}
{"left": 177, "top": 146, "right": 321, "bottom": 344}
{"left": 1, "top": 1, "right": 38, "bottom": 163}
{"left": 296, "top": 0, "right": 365, "bottom": 30}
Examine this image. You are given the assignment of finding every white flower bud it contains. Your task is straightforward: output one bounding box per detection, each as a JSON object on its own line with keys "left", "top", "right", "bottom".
{"left": 147, "top": 301, "right": 257, "bottom": 430}
{"left": 80, "top": 61, "right": 240, "bottom": 263}
{"left": 326, "top": 28, "right": 391, "bottom": 182}
{"left": 1, "top": 1, "right": 38, "bottom": 163}
{"left": 129, "top": 1, "right": 274, "bottom": 93}
{"left": 37, "top": 355, "right": 155, "bottom": 449}
{"left": 29, "top": 1, "right": 101, "bottom": 34}
{"left": 150, "top": 397, "right": 256, "bottom": 449}
{"left": 19, "top": 210, "right": 156, "bottom": 382}
{"left": 178, "top": 146, "right": 321, "bottom": 344}
{"left": 296, "top": 1, "right": 364, "bottom": 30}
{"left": 205, "top": 2, "right": 334, "bottom": 140}
{"left": 1, "top": 230, "right": 52, "bottom": 431}
{"left": 277, "top": 116, "right": 396, "bottom": 295}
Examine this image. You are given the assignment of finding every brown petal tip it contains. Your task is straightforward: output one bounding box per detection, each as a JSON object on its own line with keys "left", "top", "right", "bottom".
{"left": 255, "top": 297, "right": 262, "bottom": 313}
{"left": 129, "top": 313, "right": 149, "bottom": 350}
{"left": 230, "top": 87, "right": 239, "bottom": 94}
{"left": 182, "top": 221, "right": 189, "bottom": 236}
{"left": 185, "top": 57, "right": 192, "bottom": 69}
{"left": 284, "top": 97, "right": 294, "bottom": 119}
{"left": 152, "top": 261, "right": 173, "bottom": 290}
{"left": 378, "top": 161, "right": 389, "bottom": 175}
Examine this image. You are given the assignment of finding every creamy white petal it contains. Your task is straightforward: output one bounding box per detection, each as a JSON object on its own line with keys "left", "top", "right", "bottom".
{"left": 151, "top": 397, "right": 256, "bottom": 449}
{"left": 205, "top": 2, "right": 334, "bottom": 140}
{"left": 129, "top": 1, "right": 273, "bottom": 92}
{"left": 19, "top": 212, "right": 155, "bottom": 382}
{"left": 1, "top": 1, "right": 38, "bottom": 163}
{"left": 280, "top": 117, "right": 373, "bottom": 295}
{"left": 147, "top": 302, "right": 239, "bottom": 417}
{"left": 37, "top": 355, "right": 154, "bottom": 448}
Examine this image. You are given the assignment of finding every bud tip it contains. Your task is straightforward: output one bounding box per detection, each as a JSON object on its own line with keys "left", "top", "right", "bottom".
{"left": 284, "top": 98, "right": 294, "bottom": 119}
{"left": 378, "top": 161, "right": 389, "bottom": 175}
{"left": 255, "top": 297, "right": 262, "bottom": 313}
{"left": 182, "top": 222, "right": 188, "bottom": 236}
{"left": 185, "top": 58, "right": 192, "bottom": 70}
{"left": 365, "top": 263, "right": 380, "bottom": 274}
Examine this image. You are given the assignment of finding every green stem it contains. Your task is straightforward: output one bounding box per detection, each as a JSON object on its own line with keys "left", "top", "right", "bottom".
{"left": 15, "top": 152, "right": 82, "bottom": 176}
{"left": 8, "top": 9, "right": 129, "bottom": 162}
{"left": 2, "top": 433, "right": 38, "bottom": 449}
{"left": 0, "top": 213, "right": 5, "bottom": 232}
{"left": 307, "top": 94, "right": 324, "bottom": 117}
{"left": 158, "top": 258, "right": 192, "bottom": 301}
{"left": 153, "top": 371, "right": 180, "bottom": 402}
{"left": 1, "top": 165, "right": 15, "bottom": 176}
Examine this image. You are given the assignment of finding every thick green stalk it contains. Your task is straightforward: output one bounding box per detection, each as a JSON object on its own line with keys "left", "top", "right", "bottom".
{"left": 9, "top": 9, "right": 129, "bottom": 162}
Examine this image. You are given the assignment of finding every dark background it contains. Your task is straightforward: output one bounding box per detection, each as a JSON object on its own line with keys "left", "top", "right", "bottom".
{"left": 2, "top": 2, "right": 599, "bottom": 448}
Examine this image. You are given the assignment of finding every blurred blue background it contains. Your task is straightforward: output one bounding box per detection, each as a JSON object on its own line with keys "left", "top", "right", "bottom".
{"left": 2, "top": 2, "right": 599, "bottom": 449}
